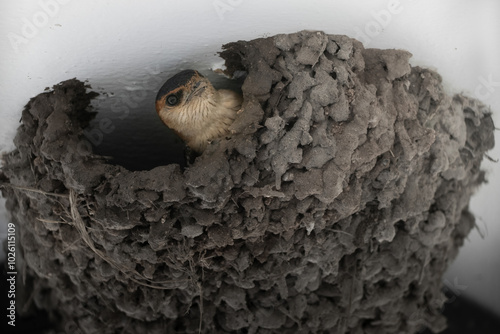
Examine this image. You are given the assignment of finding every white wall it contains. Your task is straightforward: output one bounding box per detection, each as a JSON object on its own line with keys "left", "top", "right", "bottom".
{"left": 1, "top": 0, "right": 499, "bottom": 315}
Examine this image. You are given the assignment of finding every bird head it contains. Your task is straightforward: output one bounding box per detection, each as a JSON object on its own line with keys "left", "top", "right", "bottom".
{"left": 155, "top": 69, "right": 239, "bottom": 152}
{"left": 155, "top": 70, "right": 215, "bottom": 125}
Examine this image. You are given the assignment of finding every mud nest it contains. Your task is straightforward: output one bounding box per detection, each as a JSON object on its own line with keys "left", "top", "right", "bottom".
{"left": 1, "top": 31, "right": 495, "bottom": 333}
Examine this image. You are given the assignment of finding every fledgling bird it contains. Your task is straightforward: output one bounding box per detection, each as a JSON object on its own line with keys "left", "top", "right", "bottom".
{"left": 155, "top": 69, "right": 243, "bottom": 153}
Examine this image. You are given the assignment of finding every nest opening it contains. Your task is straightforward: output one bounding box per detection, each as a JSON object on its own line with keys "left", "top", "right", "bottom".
{"left": 86, "top": 57, "right": 248, "bottom": 172}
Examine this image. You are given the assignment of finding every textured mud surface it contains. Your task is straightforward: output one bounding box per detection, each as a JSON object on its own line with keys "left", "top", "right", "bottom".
{"left": 1, "top": 31, "right": 495, "bottom": 333}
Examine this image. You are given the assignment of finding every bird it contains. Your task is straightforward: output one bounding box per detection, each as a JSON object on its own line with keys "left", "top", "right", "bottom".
{"left": 155, "top": 69, "right": 243, "bottom": 153}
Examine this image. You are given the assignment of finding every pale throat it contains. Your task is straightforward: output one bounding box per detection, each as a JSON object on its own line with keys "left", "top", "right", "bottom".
{"left": 166, "top": 91, "right": 230, "bottom": 141}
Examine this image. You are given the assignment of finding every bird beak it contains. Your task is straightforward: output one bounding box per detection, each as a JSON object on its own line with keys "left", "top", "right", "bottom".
{"left": 186, "top": 80, "right": 206, "bottom": 103}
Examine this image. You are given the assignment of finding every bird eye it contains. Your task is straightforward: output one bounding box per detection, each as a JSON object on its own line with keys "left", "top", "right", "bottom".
{"left": 166, "top": 94, "right": 178, "bottom": 106}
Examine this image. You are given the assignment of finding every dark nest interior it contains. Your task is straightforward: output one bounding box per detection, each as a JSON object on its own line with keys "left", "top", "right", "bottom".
{"left": 0, "top": 31, "right": 495, "bottom": 334}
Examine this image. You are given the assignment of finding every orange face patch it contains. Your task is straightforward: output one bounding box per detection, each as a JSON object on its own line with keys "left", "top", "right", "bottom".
{"left": 155, "top": 96, "right": 166, "bottom": 114}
